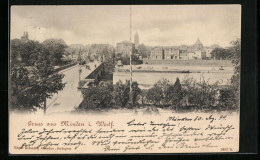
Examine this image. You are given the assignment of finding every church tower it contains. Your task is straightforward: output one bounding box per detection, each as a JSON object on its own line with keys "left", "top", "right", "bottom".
{"left": 21, "top": 31, "right": 29, "bottom": 43}
{"left": 134, "top": 32, "right": 139, "bottom": 47}
{"left": 194, "top": 38, "right": 203, "bottom": 51}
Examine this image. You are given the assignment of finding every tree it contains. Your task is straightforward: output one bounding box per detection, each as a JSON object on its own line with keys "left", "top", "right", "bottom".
{"left": 132, "top": 81, "right": 141, "bottom": 106}
{"left": 131, "top": 54, "right": 143, "bottom": 65}
{"left": 210, "top": 48, "right": 230, "bottom": 60}
{"left": 10, "top": 39, "right": 65, "bottom": 113}
{"left": 10, "top": 60, "right": 65, "bottom": 113}
{"left": 113, "top": 80, "right": 129, "bottom": 108}
{"left": 182, "top": 77, "right": 220, "bottom": 111}
{"left": 146, "top": 78, "right": 171, "bottom": 106}
{"left": 137, "top": 43, "right": 149, "bottom": 58}
{"left": 10, "top": 64, "right": 33, "bottom": 112}
{"left": 78, "top": 82, "right": 113, "bottom": 111}
{"left": 146, "top": 85, "right": 163, "bottom": 105}
{"left": 120, "top": 54, "right": 142, "bottom": 65}
{"left": 219, "top": 87, "right": 237, "bottom": 110}
{"left": 30, "top": 59, "right": 65, "bottom": 113}
{"left": 113, "top": 80, "right": 141, "bottom": 108}
{"left": 10, "top": 39, "right": 22, "bottom": 67}
{"left": 219, "top": 38, "right": 241, "bottom": 110}
{"left": 154, "top": 78, "right": 171, "bottom": 106}
{"left": 10, "top": 39, "right": 49, "bottom": 66}
{"left": 42, "top": 39, "right": 68, "bottom": 65}
{"left": 166, "top": 77, "right": 183, "bottom": 111}
{"left": 121, "top": 56, "right": 130, "bottom": 65}
{"left": 229, "top": 38, "right": 241, "bottom": 76}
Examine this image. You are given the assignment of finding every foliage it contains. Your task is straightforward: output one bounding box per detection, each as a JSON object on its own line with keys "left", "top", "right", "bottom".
{"left": 10, "top": 64, "right": 33, "bottom": 111}
{"left": 10, "top": 59, "right": 65, "bottom": 112}
{"left": 222, "top": 38, "right": 241, "bottom": 110}
{"left": 10, "top": 39, "right": 49, "bottom": 66}
{"left": 78, "top": 82, "right": 114, "bottom": 110}
{"left": 146, "top": 78, "right": 184, "bottom": 109}
{"left": 132, "top": 81, "right": 142, "bottom": 106}
{"left": 146, "top": 85, "right": 164, "bottom": 105}
{"left": 210, "top": 48, "right": 231, "bottom": 60}
{"left": 144, "top": 76, "right": 235, "bottom": 111}
{"left": 146, "top": 78, "right": 171, "bottom": 106}
{"left": 182, "top": 76, "right": 220, "bottom": 111}
{"left": 229, "top": 38, "right": 241, "bottom": 79}
{"left": 113, "top": 80, "right": 141, "bottom": 108}
{"left": 121, "top": 55, "right": 143, "bottom": 65}
{"left": 113, "top": 80, "right": 130, "bottom": 108}
{"left": 137, "top": 44, "right": 150, "bottom": 58}
{"left": 30, "top": 59, "right": 65, "bottom": 102}
{"left": 219, "top": 86, "right": 238, "bottom": 110}
{"left": 10, "top": 38, "right": 66, "bottom": 112}
{"left": 166, "top": 77, "right": 183, "bottom": 110}
{"left": 42, "top": 39, "right": 68, "bottom": 65}
{"left": 77, "top": 80, "right": 141, "bottom": 111}
{"left": 76, "top": 39, "right": 241, "bottom": 112}
{"left": 154, "top": 78, "right": 171, "bottom": 106}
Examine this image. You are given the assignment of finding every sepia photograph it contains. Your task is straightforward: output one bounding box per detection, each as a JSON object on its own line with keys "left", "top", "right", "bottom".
{"left": 9, "top": 5, "right": 241, "bottom": 154}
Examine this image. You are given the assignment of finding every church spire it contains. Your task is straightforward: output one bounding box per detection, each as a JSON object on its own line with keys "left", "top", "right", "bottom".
{"left": 195, "top": 38, "right": 202, "bottom": 45}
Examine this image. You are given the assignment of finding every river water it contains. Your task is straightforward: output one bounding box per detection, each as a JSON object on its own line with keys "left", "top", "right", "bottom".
{"left": 113, "top": 64, "right": 234, "bottom": 89}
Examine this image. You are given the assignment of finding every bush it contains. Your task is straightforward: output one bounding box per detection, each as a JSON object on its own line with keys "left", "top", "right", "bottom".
{"left": 182, "top": 76, "right": 220, "bottom": 111}
{"left": 146, "top": 85, "right": 164, "bottom": 105}
{"left": 78, "top": 82, "right": 113, "bottom": 111}
{"left": 166, "top": 77, "right": 184, "bottom": 111}
{"left": 76, "top": 75, "right": 239, "bottom": 112}
{"left": 121, "top": 55, "right": 143, "bottom": 65}
{"left": 77, "top": 80, "right": 141, "bottom": 111}
{"left": 113, "top": 80, "right": 141, "bottom": 108}
{"left": 113, "top": 80, "right": 129, "bottom": 108}
{"left": 219, "top": 86, "right": 238, "bottom": 110}
{"left": 146, "top": 78, "right": 171, "bottom": 106}
{"left": 144, "top": 76, "right": 234, "bottom": 112}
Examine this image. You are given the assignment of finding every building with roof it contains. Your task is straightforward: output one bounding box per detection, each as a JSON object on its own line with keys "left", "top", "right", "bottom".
{"left": 149, "top": 47, "right": 164, "bottom": 60}
{"left": 116, "top": 40, "right": 135, "bottom": 56}
{"left": 203, "top": 47, "right": 214, "bottom": 58}
{"left": 164, "top": 46, "right": 180, "bottom": 60}
{"left": 148, "top": 38, "right": 208, "bottom": 60}
{"left": 90, "top": 44, "right": 114, "bottom": 56}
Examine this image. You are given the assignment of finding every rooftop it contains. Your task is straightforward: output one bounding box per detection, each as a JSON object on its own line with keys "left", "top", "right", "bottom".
{"left": 195, "top": 38, "right": 202, "bottom": 45}
{"left": 117, "top": 40, "right": 134, "bottom": 44}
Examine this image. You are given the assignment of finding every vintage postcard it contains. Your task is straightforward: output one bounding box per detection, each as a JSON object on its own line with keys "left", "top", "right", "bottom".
{"left": 9, "top": 5, "right": 241, "bottom": 154}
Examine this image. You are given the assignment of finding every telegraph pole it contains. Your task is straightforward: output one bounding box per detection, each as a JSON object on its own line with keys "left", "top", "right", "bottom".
{"left": 78, "top": 49, "right": 82, "bottom": 82}
{"left": 129, "top": 6, "right": 133, "bottom": 106}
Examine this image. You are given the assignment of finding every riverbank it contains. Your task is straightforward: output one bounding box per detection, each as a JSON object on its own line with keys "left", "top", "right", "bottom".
{"left": 144, "top": 59, "right": 232, "bottom": 66}
{"left": 118, "top": 69, "right": 191, "bottom": 73}
{"left": 113, "top": 64, "right": 233, "bottom": 89}
{"left": 116, "top": 63, "right": 233, "bottom": 74}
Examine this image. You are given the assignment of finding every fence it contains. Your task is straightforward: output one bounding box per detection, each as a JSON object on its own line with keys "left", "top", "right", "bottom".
{"left": 53, "top": 62, "right": 77, "bottom": 73}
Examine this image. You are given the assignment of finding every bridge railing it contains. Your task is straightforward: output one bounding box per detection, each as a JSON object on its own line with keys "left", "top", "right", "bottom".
{"left": 78, "top": 62, "right": 104, "bottom": 89}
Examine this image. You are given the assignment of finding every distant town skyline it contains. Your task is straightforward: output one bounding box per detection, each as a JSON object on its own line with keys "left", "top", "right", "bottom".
{"left": 11, "top": 5, "right": 241, "bottom": 47}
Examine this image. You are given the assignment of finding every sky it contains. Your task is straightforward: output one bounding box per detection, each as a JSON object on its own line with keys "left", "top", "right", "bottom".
{"left": 11, "top": 5, "right": 241, "bottom": 47}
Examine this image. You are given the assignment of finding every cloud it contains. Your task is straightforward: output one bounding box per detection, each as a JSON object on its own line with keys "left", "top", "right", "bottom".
{"left": 11, "top": 5, "right": 241, "bottom": 47}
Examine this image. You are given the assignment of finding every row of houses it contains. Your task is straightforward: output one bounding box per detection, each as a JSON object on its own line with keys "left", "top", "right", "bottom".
{"left": 115, "top": 38, "right": 215, "bottom": 60}
{"left": 149, "top": 39, "right": 213, "bottom": 60}
{"left": 65, "top": 43, "right": 114, "bottom": 61}
{"left": 66, "top": 37, "right": 216, "bottom": 62}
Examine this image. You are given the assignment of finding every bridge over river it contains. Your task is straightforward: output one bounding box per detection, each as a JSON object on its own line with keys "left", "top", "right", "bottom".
{"left": 43, "top": 61, "right": 104, "bottom": 115}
